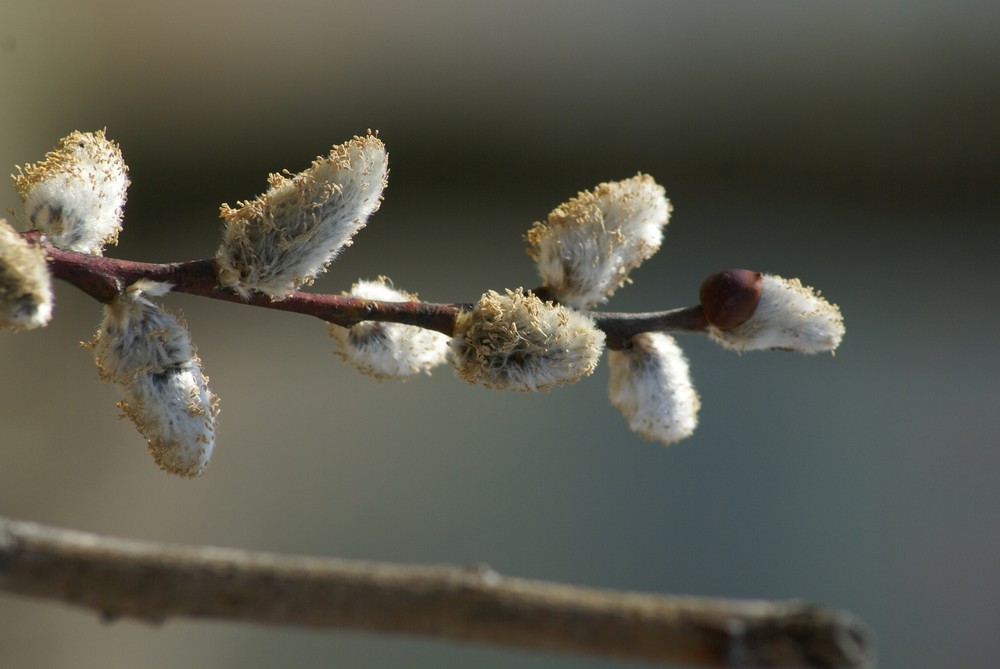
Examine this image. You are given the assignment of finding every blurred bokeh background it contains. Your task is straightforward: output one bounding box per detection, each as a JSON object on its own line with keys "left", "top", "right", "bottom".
{"left": 1, "top": 2, "right": 997, "bottom": 668}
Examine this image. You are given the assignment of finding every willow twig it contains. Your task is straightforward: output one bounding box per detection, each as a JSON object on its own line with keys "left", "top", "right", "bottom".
{"left": 0, "top": 515, "right": 871, "bottom": 668}
{"left": 27, "top": 232, "right": 708, "bottom": 339}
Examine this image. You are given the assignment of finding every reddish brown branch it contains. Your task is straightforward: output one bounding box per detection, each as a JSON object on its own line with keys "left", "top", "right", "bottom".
{"left": 0, "top": 516, "right": 872, "bottom": 668}
{"left": 27, "top": 232, "right": 710, "bottom": 340}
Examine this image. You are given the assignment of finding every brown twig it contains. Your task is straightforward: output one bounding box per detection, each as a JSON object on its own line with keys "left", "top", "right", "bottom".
{"left": 0, "top": 515, "right": 871, "bottom": 668}
{"left": 26, "top": 232, "right": 709, "bottom": 340}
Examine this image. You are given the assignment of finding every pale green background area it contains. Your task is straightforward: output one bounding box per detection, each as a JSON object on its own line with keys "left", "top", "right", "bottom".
{"left": 1, "top": 2, "right": 998, "bottom": 668}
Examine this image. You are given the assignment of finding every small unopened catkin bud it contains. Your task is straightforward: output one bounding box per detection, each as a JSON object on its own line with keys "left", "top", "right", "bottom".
{"left": 708, "top": 274, "right": 845, "bottom": 354}
{"left": 13, "top": 130, "right": 129, "bottom": 255}
{"left": 699, "top": 269, "right": 763, "bottom": 330}
{"left": 0, "top": 219, "right": 53, "bottom": 329}
{"left": 608, "top": 332, "right": 700, "bottom": 445}
{"left": 328, "top": 277, "right": 450, "bottom": 380}
{"left": 216, "top": 133, "right": 388, "bottom": 299}
{"left": 525, "top": 174, "right": 671, "bottom": 308}
{"left": 451, "top": 288, "right": 605, "bottom": 391}
{"left": 93, "top": 283, "right": 219, "bottom": 477}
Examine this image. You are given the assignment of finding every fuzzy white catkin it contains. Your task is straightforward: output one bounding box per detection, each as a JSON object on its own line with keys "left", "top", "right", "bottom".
{"left": 93, "top": 284, "right": 219, "bottom": 478}
{"left": 0, "top": 218, "right": 53, "bottom": 329}
{"left": 13, "top": 130, "right": 129, "bottom": 256}
{"left": 328, "top": 277, "right": 451, "bottom": 380}
{"left": 216, "top": 133, "right": 388, "bottom": 299}
{"left": 708, "top": 274, "right": 845, "bottom": 354}
{"left": 451, "top": 288, "right": 605, "bottom": 391}
{"left": 608, "top": 333, "right": 700, "bottom": 445}
{"left": 526, "top": 174, "right": 671, "bottom": 309}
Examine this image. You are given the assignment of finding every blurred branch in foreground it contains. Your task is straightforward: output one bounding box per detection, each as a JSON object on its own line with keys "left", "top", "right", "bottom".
{"left": 0, "top": 516, "right": 871, "bottom": 669}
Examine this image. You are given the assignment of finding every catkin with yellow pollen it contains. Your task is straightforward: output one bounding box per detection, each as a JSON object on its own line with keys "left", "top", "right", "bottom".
{"left": 451, "top": 288, "right": 605, "bottom": 392}
{"left": 92, "top": 282, "right": 219, "bottom": 478}
{"left": 526, "top": 174, "right": 670, "bottom": 309}
{"left": 13, "top": 129, "right": 129, "bottom": 256}
{"left": 0, "top": 218, "right": 53, "bottom": 330}
{"left": 707, "top": 274, "right": 845, "bottom": 354}
{"left": 216, "top": 133, "right": 388, "bottom": 299}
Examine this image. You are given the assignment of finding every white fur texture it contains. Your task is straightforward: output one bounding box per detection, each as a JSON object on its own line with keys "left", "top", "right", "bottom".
{"left": 526, "top": 174, "right": 670, "bottom": 308}
{"left": 94, "top": 286, "right": 218, "bottom": 477}
{"left": 329, "top": 277, "right": 450, "bottom": 380}
{"left": 15, "top": 130, "right": 129, "bottom": 256}
{"left": 708, "top": 274, "right": 845, "bottom": 354}
{"left": 0, "top": 218, "right": 53, "bottom": 329}
{"left": 451, "top": 288, "right": 605, "bottom": 391}
{"left": 608, "top": 333, "right": 699, "bottom": 445}
{"left": 217, "top": 134, "right": 387, "bottom": 299}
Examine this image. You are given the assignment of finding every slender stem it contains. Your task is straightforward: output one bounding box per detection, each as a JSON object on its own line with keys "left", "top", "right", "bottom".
{"left": 594, "top": 306, "right": 709, "bottom": 349}
{"left": 28, "top": 232, "right": 709, "bottom": 340}
{"left": 0, "top": 515, "right": 871, "bottom": 669}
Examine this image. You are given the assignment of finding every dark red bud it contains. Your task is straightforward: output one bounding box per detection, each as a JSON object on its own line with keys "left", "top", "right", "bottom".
{"left": 699, "top": 269, "right": 763, "bottom": 329}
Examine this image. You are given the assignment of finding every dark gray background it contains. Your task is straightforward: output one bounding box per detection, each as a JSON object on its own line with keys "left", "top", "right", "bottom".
{"left": 1, "top": 2, "right": 997, "bottom": 668}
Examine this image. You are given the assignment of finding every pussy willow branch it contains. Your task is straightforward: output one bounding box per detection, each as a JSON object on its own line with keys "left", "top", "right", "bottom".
{"left": 27, "top": 232, "right": 708, "bottom": 341}
{"left": 0, "top": 516, "right": 871, "bottom": 669}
